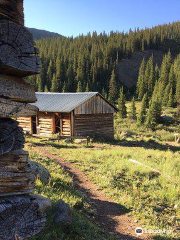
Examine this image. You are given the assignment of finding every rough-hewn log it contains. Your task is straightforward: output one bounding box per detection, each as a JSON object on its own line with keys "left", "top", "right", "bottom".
{"left": 0, "top": 119, "right": 24, "bottom": 155}
{"left": 0, "top": 0, "right": 24, "bottom": 25}
{"left": 0, "top": 150, "right": 35, "bottom": 196}
{"left": 0, "top": 20, "right": 41, "bottom": 77}
{"left": 0, "top": 74, "right": 36, "bottom": 103}
{"left": 0, "top": 98, "right": 38, "bottom": 118}
{"left": 0, "top": 194, "right": 51, "bottom": 240}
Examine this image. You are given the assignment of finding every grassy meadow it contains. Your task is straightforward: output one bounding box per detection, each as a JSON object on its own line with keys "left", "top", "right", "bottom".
{"left": 27, "top": 102, "right": 180, "bottom": 240}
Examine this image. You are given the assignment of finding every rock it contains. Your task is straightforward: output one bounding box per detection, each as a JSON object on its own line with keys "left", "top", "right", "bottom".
{"left": 28, "top": 159, "right": 51, "bottom": 184}
{"left": 53, "top": 199, "right": 72, "bottom": 225}
{"left": 162, "top": 115, "right": 173, "bottom": 123}
{"left": 31, "top": 194, "right": 52, "bottom": 213}
{"left": 64, "top": 139, "right": 72, "bottom": 143}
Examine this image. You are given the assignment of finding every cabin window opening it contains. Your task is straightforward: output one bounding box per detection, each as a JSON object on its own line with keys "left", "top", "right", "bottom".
{"left": 55, "top": 114, "right": 61, "bottom": 134}
{"left": 31, "top": 116, "right": 37, "bottom": 134}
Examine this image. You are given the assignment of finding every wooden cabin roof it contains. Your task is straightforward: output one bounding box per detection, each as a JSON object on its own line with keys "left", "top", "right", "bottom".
{"left": 32, "top": 92, "right": 118, "bottom": 113}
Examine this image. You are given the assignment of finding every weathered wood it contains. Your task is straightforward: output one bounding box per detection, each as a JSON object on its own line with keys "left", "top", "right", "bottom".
{"left": 0, "top": 20, "right": 41, "bottom": 77}
{"left": 0, "top": 0, "right": 24, "bottom": 25}
{"left": 74, "top": 113, "right": 114, "bottom": 138}
{"left": 0, "top": 150, "right": 35, "bottom": 196}
{"left": 74, "top": 95, "right": 115, "bottom": 114}
{"left": 0, "top": 98, "right": 38, "bottom": 118}
{"left": 0, "top": 74, "right": 36, "bottom": 102}
{"left": 0, "top": 119, "right": 24, "bottom": 155}
{"left": 0, "top": 194, "right": 51, "bottom": 240}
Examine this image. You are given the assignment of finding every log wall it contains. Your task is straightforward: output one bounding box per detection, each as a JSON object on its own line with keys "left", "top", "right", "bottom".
{"left": 0, "top": 0, "right": 24, "bottom": 25}
{"left": 74, "top": 113, "right": 114, "bottom": 139}
{"left": 74, "top": 95, "right": 115, "bottom": 115}
{"left": 38, "top": 112, "right": 54, "bottom": 137}
{"left": 61, "top": 113, "right": 71, "bottom": 136}
{"left": 17, "top": 117, "right": 31, "bottom": 134}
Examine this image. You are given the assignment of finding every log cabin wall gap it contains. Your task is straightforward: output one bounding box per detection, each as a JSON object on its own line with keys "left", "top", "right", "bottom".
{"left": 17, "top": 92, "right": 118, "bottom": 139}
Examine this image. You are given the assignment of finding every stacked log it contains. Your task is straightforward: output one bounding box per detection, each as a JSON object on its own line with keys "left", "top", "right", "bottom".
{"left": 0, "top": 1, "right": 51, "bottom": 239}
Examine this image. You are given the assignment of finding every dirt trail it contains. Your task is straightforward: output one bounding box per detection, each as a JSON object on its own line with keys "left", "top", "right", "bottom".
{"left": 35, "top": 147, "right": 153, "bottom": 240}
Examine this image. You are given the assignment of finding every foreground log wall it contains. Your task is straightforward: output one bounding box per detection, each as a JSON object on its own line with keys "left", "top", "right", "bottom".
{"left": 0, "top": 1, "right": 51, "bottom": 239}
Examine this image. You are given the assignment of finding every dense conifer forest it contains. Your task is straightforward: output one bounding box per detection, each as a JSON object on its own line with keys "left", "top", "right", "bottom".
{"left": 29, "top": 21, "right": 180, "bottom": 103}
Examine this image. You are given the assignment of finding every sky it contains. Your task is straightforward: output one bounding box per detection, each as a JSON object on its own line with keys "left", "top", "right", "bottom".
{"left": 24, "top": 0, "right": 180, "bottom": 37}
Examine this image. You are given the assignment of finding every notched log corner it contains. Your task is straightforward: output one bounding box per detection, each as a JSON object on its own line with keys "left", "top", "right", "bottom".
{"left": 0, "top": 74, "right": 37, "bottom": 103}
{"left": 0, "top": 20, "right": 41, "bottom": 77}
{"left": 0, "top": 119, "right": 24, "bottom": 155}
{"left": 0, "top": 194, "right": 51, "bottom": 240}
{"left": 0, "top": 150, "right": 36, "bottom": 196}
{"left": 0, "top": 98, "right": 38, "bottom": 118}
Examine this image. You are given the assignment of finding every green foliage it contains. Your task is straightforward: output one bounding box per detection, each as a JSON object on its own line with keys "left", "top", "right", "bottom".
{"left": 137, "top": 94, "right": 147, "bottom": 125}
{"left": 34, "top": 129, "right": 180, "bottom": 240}
{"left": 145, "top": 100, "right": 162, "bottom": 129}
{"left": 28, "top": 21, "right": 180, "bottom": 98}
{"left": 26, "top": 147, "right": 109, "bottom": 240}
{"left": 118, "top": 87, "right": 127, "bottom": 118}
{"left": 51, "top": 74, "right": 59, "bottom": 92}
{"left": 129, "top": 97, "right": 136, "bottom": 119}
{"left": 136, "top": 58, "right": 146, "bottom": 99}
{"left": 108, "top": 69, "right": 117, "bottom": 103}
{"left": 76, "top": 81, "right": 83, "bottom": 92}
{"left": 167, "top": 88, "right": 175, "bottom": 107}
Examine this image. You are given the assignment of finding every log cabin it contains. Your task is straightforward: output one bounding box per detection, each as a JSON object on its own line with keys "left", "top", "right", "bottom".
{"left": 17, "top": 92, "right": 118, "bottom": 139}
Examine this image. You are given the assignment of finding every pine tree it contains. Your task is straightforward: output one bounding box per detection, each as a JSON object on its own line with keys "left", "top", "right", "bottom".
{"left": 167, "top": 88, "right": 174, "bottom": 107}
{"left": 136, "top": 58, "right": 146, "bottom": 99}
{"left": 162, "top": 84, "right": 171, "bottom": 106}
{"left": 44, "top": 85, "right": 49, "bottom": 92}
{"left": 145, "top": 100, "right": 161, "bottom": 129}
{"left": 102, "top": 88, "right": 107, "bottom": 99}
{"left": 129, "top": 97, "right": 136, "bottom": 119}
{"left": 62, "top": 81, "right": 68, "bottom": 93}
{"left": 147, "top": 56, "right": 155, "bottom": 96}
{"left": 85, "top": 83, "right": 89, "bottom": 92}
{"left": 137, "top": 94, "right": 147, "bottom": 125}
{"left": 108, "top": 69, "right": 117, "bottom": 103}
{"left": 37, "top": 75, "right": 43, "bottom": 92}
{"left": 118, "top": 87, "right": 127, "bottom": 118}
{"left": 77, "top": 81, "right": 83, "bottom": 92}
{"left": 51, "top": 74, "right": 59, "bottom": 92}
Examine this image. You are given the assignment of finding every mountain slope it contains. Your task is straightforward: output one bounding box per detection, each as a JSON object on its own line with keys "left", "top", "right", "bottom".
{"left": 117, "top": 50, "right": 164, "bottom": 88}
{"left": 27, "top": 28, "right": 63, "bottom": 40}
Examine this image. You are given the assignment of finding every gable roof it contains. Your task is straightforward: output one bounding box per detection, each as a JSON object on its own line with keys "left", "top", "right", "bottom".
{"left": 32, "top": 92, "right": 118, "bottom": 113}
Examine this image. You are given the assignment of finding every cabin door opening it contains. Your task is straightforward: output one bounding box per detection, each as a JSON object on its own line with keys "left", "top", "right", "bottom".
{"left": 55, "top": 114, "right": 61, "bottom": 134}
{"left": 31, "top": 116, "right": 37, "bottom": 134}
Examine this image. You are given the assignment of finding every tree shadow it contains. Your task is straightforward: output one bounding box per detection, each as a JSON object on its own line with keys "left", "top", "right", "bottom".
{"left": 30, "top": 141, "right": 78, "bottom": 149}
{"left": 107, "top": 139, "right": 180, "bottom": 152}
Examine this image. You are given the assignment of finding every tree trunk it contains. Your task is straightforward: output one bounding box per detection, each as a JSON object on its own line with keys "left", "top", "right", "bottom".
{"left": 0, "top": 20, "right": 41, "bottom": 77}
{"left": 0, "top": 194, "right": 51, "bottom": 240}
{"left": 0, "top": 0, "right": 24, "bottom": 25}
{"left": 0, "top": 74, "right": 36, "bottom": 103}
{"left": 0, "top": 98, "right": 38, "bottom": 118}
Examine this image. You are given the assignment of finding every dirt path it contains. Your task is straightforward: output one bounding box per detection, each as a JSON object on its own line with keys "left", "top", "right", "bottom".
{"left": 35, "top": 147, "right": 153, "bottom": 240}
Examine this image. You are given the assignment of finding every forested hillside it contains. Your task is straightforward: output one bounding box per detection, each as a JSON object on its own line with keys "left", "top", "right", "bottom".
{"left": 28, "top": 28, "right": 62, "bottom": 40}
{"left": 29, "top": 21, "right": 180, "bottom": 101}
